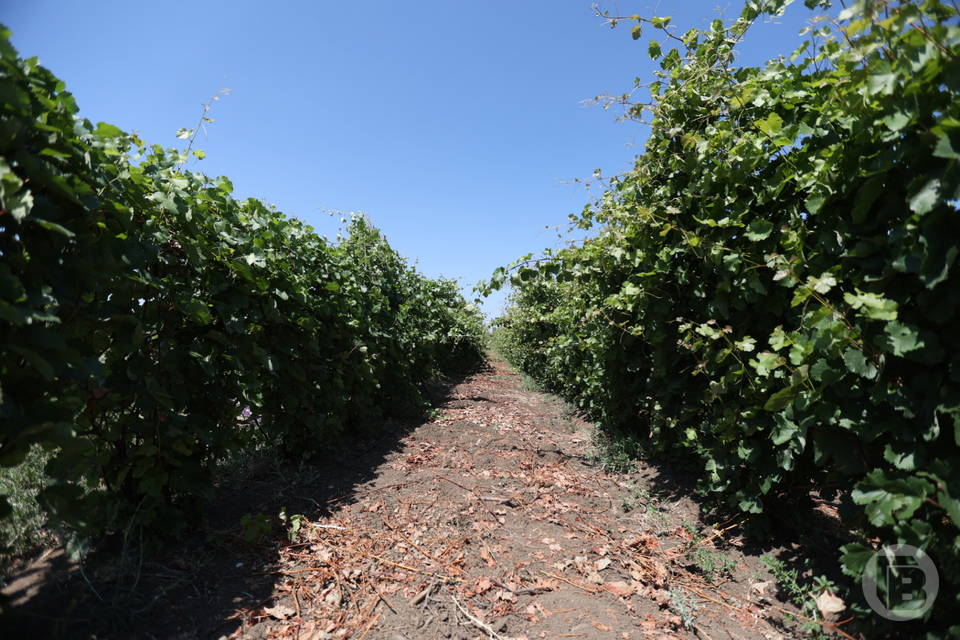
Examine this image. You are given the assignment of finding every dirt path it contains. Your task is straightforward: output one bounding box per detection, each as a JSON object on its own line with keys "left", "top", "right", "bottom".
{"left": 228, "top": 357, "right": 809, "bottom": 640}
{"left": 4, "top": 355, "right": 836, "bottom": 639}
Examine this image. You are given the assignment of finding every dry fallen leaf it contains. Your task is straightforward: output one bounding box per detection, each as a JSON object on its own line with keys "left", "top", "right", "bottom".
{"left": 604, "top": 581, "right": 635, "bottom": 597}
{"left": 496, "top": 588, "right": 517, "bottom": 602}
{"left": 323, "top": 586, "right": 342, "bottom": 606}
{"left": 815, "top": 589, "right": 846, "bottom": 617}
{"left": 475, "top": 577, "right": 494, "bottom": 595}
{"left": 750, "top": 580, "right": 771, "bottom": 596}
{"left": 596, "top": 558, "right": 612, "bottom": 571}
{"left": 480, "top": 545, "right": 495, "bottom": 567}
{"left": 263, "top": 603, "right": 295, "bottom": 620}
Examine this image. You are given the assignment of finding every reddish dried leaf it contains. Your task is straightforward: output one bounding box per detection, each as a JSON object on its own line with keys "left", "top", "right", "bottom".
{"left": 604, "top": 581, "right": 635, "bottom": 597}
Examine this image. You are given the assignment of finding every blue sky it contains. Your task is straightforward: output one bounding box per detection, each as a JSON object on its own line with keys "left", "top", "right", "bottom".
{"left": 4, "top": 1, "right": 820, "bottom": 317}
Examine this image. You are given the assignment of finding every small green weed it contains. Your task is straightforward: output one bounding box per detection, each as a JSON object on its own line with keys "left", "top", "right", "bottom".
{"left": 681, "top": 519, "right": 700, "bottom": 540}
{"left": 239, "top": 513, "right": 272, "bottom": 542}
{"left": 668, "top": 587, "right": 699, "bottom": 630}
{"left": 762, "top": 555, "right": 840, "bottom": 637}
{"left": 621, "top": 484, "right": 653, "bottom": 513}
{"left": 590, "top": 430, "right": 642, "bottom": 474}
{"left": 518, "top": 372, "right": 542, "bottom": 393}
{"left": 278, "top": 507, "right": 305, "bottom": 542}
{"left": 689, "top": 547, "right": 737, "bottom": 583}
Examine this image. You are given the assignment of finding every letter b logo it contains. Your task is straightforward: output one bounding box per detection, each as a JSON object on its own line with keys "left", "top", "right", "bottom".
{"left": 863, "top": 545, "right": 939, "bottom": 621}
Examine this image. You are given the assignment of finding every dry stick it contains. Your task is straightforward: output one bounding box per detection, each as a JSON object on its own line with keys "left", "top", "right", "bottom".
{"left": 410, "top": 582, "right": 436, "bottom": 606}
{"left": 293, "top": 583, "right": 302, "bottom": 620}
{"left": 360, "top": 550, "right": 462, "bottom": 582}
{"left": 380, "top": 516, "right": 446, "bottom": 565}
{"left": 324, "top": 478, "right": 427, "bottom": 506}
{"left": 437, "top": 475, "right": 502, "bottom": 522}
{"left": 693, "top": 623, "right": 715, "bottom": 640}
{"left": 357, "top": 611, "right": 381, "bottom": 640}
{"left": 451, "top": 596, "right": 518, "bottom": 640}
{"left": 687, "top": 517, "right": 749, "bottom": 551}
{"left": 371, "top": 582, "right": 398, "bottom": 614}
{"left": 332, "top": 567, "right": 360, "bottom": 616}
{"left": 539, "top": 571, "right": 600, "bottom": 594}
{"left": 573, "top": 514, "right": 609, "bottom": 537}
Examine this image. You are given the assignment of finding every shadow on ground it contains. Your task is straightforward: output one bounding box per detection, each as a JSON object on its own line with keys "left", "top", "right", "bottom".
{"left": 619, "top": 446, "right": 867, "bottom": 636}
{"left": 0, "top": 367, "right": 486, "bottom": 640}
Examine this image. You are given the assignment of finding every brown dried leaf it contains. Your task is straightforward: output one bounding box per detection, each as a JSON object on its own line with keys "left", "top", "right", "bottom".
{"left": 475, "top": 577, "right": 494, "bottom": 595}
{"left": 604, "top": 581, "right": 635, "bottom": 597}
{"left": 263, "top": 603, "right": 295, "bottom": 620}
{"left": 496, "top": 589, "right": 517, "bottom": 602}
{"left": 815, "top": 589, "right": 846, "bottom": 617}
{"left": 480, "top": 545, "right": 495, "bottom": 567}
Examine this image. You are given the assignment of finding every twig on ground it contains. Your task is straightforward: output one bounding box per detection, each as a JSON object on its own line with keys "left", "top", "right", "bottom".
{"left": 381, "top": 515, "right": 446, "bottom": 564}
{"left": 372, "top": 583, "right": 397, "bottom": 614}
{"left": 540, "top": 570, "right": 600, "bottom": 594}
{"left": 438, "top": 476, "right": 503, "bottom": 522}
{"left": 410, "top": 582, "right": 436, "bottom": 605}
{"left": 694, "top": 623, "right": 715, "bottom": 640}
{"left": 357, "top": 611, "right": 381, "bottom": 640}
{"left": 361, "top": 550, "right": 462, "bottom": 582}
{"left": 293, "top": 584, "right": 302, "bottom": 619}
{"left": 451, "top": 595, "right": 517, "bottom": 640}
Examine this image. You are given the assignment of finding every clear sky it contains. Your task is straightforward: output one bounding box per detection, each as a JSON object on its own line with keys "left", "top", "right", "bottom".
{"left": 3, "top": 1, "right": 820, "bottom": 318}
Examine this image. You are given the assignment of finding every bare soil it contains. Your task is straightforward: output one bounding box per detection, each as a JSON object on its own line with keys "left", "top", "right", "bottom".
{"left": 2, "top": 355, "right": 853, "bottom": 639}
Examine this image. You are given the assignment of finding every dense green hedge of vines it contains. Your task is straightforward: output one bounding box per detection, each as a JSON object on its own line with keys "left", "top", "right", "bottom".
{"left": 0, "top": 29, "right": 485, "bottom": 540}
{"left": 488, "top": 0, "right": 960, "bottom": 632}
